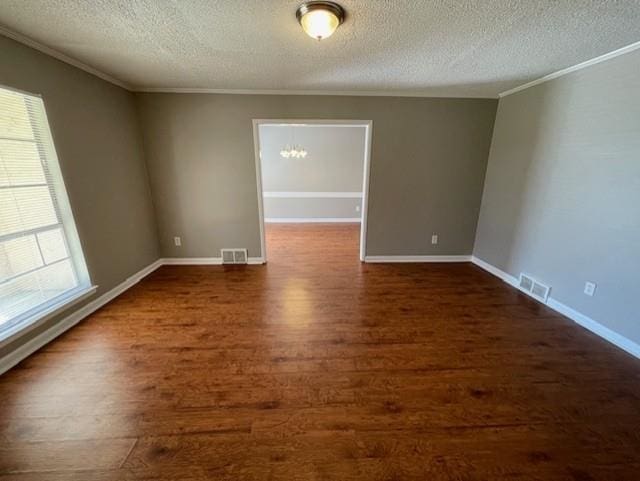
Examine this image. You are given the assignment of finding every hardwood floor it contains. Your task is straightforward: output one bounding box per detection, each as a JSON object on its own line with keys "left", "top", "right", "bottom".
{"left": 1, "top": 223, "right": 639, "bottom": 480}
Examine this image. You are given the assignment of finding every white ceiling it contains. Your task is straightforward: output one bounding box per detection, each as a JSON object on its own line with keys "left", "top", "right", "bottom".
{"left": 1, "top": 0, "right": 639, "bottom": 98}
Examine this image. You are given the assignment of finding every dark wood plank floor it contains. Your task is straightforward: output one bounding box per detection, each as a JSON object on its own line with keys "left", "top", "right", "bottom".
{"left": 1, "top": 223, "right": 639, "bottom": 480}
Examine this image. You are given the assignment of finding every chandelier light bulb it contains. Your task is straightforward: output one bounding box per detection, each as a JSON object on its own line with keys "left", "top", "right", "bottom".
{"left": 280, "top": 144, "right": 309, "bottom": 159}
{"left": 280, "top": 146, "right": 292, "bottom": 158}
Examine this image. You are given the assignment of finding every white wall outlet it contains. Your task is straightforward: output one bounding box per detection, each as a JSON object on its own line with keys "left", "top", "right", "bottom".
{"left": 431, "top": 234, "right": 438, "bottom": 245}
{"left": 174, "top": 236, "right": 182, "bottom": 247}
{"left": 355, "top": 205, "right": 361, "bottom": 212}
{"left": 584, "top": 281, "right": 596, "bottom": 297}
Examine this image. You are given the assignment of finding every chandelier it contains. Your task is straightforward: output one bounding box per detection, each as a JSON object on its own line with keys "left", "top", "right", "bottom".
{"left": 280, "top": 145, "right": 308, "bottom": 158}
{"left": 280, "top": 126, "right": 308, "bottom": 158}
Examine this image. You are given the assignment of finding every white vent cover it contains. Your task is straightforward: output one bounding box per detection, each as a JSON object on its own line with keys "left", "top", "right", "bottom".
{"left": 221, "top": 248, "right": 248, "bottom": 264}
{"left": 519, "top": 274, "right": 534, "bottom": 292}
{"left": 518, "top": 273, "right": 551, "bottom": 303}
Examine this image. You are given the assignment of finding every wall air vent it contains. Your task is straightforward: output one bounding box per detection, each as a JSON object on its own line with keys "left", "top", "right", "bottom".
{"left": 519, "top": 274, "right": 534, "bottom": 292}
{"left": 518, "top": 273, "right": 551, "bottom": 303}
{"left": 221, "top": 248, "right": 248, "bottom": 264}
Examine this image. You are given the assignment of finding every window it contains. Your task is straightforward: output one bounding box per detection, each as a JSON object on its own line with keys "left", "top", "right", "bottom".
{"left": 0, "top": 86, "right": 92, "bottom": 341}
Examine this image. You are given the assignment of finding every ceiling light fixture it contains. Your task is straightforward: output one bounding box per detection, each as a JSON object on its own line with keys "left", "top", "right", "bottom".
{"left": 296, "top": 1, "right": 345, "bottom": 40}
{"left": 280, "top": 127, "right": 308, "bottom": 158}
{"left": 280, "top": 145, "right": 308, "bottom": 159}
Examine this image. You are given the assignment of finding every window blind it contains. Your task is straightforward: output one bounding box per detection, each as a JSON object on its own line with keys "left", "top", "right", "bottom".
{"left": 0, "top": 86, "right": 90, "bottom": 337}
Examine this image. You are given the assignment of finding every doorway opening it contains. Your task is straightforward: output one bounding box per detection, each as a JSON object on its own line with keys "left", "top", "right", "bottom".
{"left": 252, "top": 120, "right": 372, "bottom": 263}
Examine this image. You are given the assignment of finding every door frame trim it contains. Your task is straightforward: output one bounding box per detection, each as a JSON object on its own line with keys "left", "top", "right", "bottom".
{"left": 252, "top": 119, "right": 373, "bottom": 262}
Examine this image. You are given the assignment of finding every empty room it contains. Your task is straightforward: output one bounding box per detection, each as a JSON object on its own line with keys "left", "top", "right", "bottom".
{"left": 0, "top": 1, "right": 638, "bottom": 480}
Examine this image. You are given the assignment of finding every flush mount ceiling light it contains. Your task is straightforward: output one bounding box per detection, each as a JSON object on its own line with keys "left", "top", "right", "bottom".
{"left": 296, "top": 1, "right": 346, "bottom": 40}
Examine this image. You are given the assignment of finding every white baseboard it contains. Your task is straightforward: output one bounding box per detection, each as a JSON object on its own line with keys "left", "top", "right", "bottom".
{"left": 263, "top": 191, "right": 362, "bottom": 198}
{"left": 471, "top": 256, "right": 640, "bottom": 359}
{"left": 264, "top": 217, "right": 361, "bottom": 224}
{"left": 265, "top": 217, "right": 361, "bottom": 223}
{"left": 162, "top": 257, "right": 222, "bottom": 265}
{"left": 0, "top": 259, "right": 164, "bottom": 376}
{"left": 365, "top": 255, "right": 472, "bottom": 263}
{"left": 470, "top": 256, "right": 518, "bottom": 287}
{"left": 161, "top": 257, "right": 265, "bottom": 265}
{"left": 546, "top": 298, "right": 640, "bottom": 359}
{"left": 127, "top": 259, "right": 164, "bottom": 282}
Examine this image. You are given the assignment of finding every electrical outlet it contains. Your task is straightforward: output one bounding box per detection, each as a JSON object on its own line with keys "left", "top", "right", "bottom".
{"left": 355, "top": 205, "right": 360, "bottom": 212}
{"left": 174, "top": 236, "right": 182, "bottom": 247}
{"left": 584, "top": 281, "right": 596, "bottom": 297}
{"left": 431, "top": 234, "right": 438, "bottom": 245}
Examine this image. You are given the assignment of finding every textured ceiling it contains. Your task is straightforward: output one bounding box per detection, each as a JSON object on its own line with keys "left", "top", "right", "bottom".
{"left": 1, "top": 0, "right": 640, "bottom": 97}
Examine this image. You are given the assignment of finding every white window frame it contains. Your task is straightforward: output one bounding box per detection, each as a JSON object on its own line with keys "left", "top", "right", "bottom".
{"left": 0, "top": 85, "right": 96, "bottom": 347}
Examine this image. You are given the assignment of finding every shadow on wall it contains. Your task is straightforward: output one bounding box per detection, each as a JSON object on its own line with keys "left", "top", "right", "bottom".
{"left": 501, "top": 87, "right": 553, "bottom": 277}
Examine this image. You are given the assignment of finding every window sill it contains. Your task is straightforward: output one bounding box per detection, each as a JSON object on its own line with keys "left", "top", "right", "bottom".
{"left": 0, "top": 285, "right": 98, "bottom": 348}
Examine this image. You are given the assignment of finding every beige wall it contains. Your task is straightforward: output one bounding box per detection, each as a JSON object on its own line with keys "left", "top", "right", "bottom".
{"left": 137, "top": 93, "right": 497, "bottom": 258}
{"left": 474, "top": 49, "right": 640, "bottom": 345}
{"left": 0, "top": 36, "right": 159, "bottom": 356}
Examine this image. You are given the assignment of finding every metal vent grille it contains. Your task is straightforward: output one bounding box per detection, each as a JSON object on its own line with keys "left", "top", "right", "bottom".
{"left": 531, "top": 282, "right": 550, "bottom": 303}
{"left": 233, "top": 250, "right": 247, "bottom": 264}
{"left": 221, "top": 248, "right": 248, "bottom": 264}
{"left": 518, "top": 273, "right": 551, "bottom": 303}
{"left": 222, "top": 250, "right": 235, "bottom": 264}
{"left": 519, "top": 274, "right": 534, "bottom": 292}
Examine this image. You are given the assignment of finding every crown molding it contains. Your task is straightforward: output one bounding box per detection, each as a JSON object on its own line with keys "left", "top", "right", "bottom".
{"left": 0, "top": 29, "right": 493, "bottom": 99}
{"left": 133, "top": 87, "right": 497, "bottom": 99}
{"left": 10, "top": 22, "right": 637, "bottom": 101}
{"left": 499, "top": 40, "right": 640, "bottom": 98}
{"left": 0, "top": 26, "right": 132, "bottom": 91}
